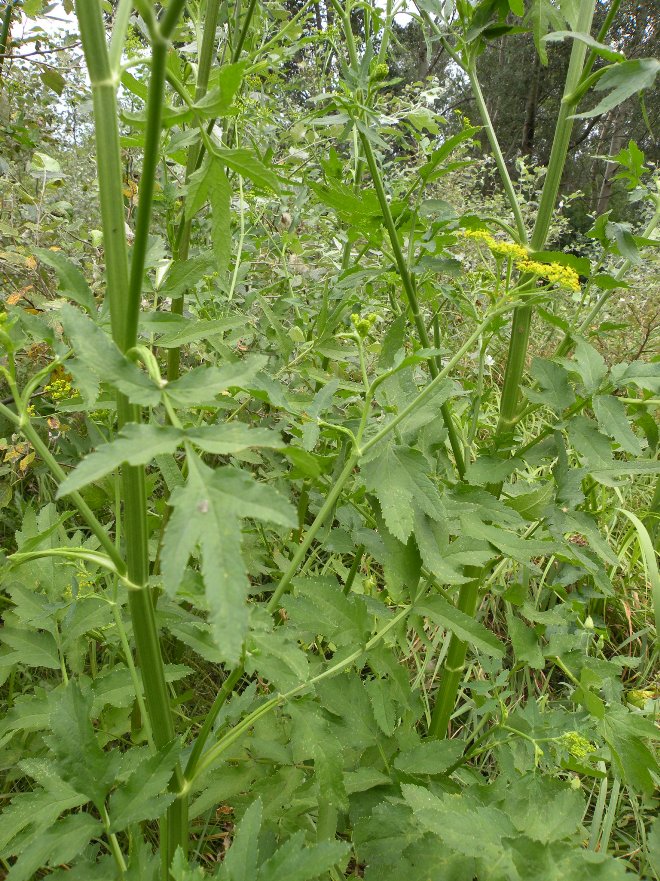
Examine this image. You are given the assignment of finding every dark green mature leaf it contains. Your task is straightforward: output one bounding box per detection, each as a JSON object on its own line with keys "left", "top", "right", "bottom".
{"left": 419, "top": 595, "right": 505, "bottom": 657}
{"left": 187, "top": 423, "right": 282, "bottom": 455}
{"left": 287, "top": 701, "right": 348, "bottom": 809}
{"left": 217, "top": 147, "right": 279, "bottom": 192}
{"left": 60, "top": 306, "right": 161, "bottom": 406}
{"left": 108, "top": 740, "right": 180, "bottom": 832}
{"left": 152, "top": 316, "right": 245, "bottom": 348}
{"left": 5, "top": 812, "right": 101, "bottom": 881}
{"left": 285, "top": 576, "right": 368, "bottom": 646}
{"left": 567, "top": 416, "right": 614, "bottom": 468}
{"left": 362, "top": 445, "right": 444, "bottom": 543}
{"left": 507, "top": 612, "right": 545, "bottom": 670}
{"left": 506, "top": 776, "right": 584, "bottom": 843}
{"left": 394, "top": 739, "right": 464, "bottom": 775}
{"left": 593, "top": 395, "right": 642, "bottom": 455}
{"left": 0, "top": 627, "right": 60, "bottom": 669}
{"left": 217, "top": 799, "right": 262, "bottom": 881}
{"left": 575, "top": 58, "right": 660, "bottom": 119}
{"left": 35, "top": 248, "right": 94, "bottom": 311}
{"left": 158, "top": 254, "right": 216, "bottom": 300}
{"left": 164, "top": 357, "right": 267, "bottom": 406}
{"left": 161, "top": 455, "right": 295, "bottom": 663}
{"left": 526, "top": 357, "right": 575, "bottom": 412}
{"left": 209, "top": 161, "right": 232, "bottom": 275}
{"left": 57, "top": 424, "right": 182, "bottom": 497}
{"left": 611, "top": 360, "right": 660, "bottom": 394}
{"left": 401, "top": 784, "right": 516, "bottom": 865}
{"left": 0, "top": 766, "right": 86, "bottom": 853}
{"left": 257, "top": 831, "right": 349, "bottom": 881}
{"left": 48, "top": 681, "right": 118, "bottom": 807}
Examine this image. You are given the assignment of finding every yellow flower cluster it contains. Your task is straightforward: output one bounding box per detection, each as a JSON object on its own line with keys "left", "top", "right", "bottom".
{"left": 560, "top": 731, "right": 596, "bottom": 759}
{"left": 517, "top": 259, "right": 581, "bottom": 292}
{"left": 44, "top": 378, "right": 73, "bottom": 401}
{"left": 459, "top": 229, "right": 581, "bottom": 291}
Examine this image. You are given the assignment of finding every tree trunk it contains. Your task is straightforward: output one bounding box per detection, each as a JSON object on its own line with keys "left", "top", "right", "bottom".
{"left": 595, "top": 110, "right": 626, "bottom": 216}
{"left": 521, "top": 51, "right": 541, "bottom": 154}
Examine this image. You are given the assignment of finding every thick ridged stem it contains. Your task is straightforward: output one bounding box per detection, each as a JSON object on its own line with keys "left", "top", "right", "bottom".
{"left": 75, "top": 2, "right": 186, "bottom": 873}
{"left": 429, "top": 0, "right": 598, "bottom": 738}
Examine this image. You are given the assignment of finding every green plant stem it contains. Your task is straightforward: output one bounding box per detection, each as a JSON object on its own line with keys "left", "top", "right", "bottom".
{"left": 359, "top": 133, "right": 466, "bottom": 477}
{"left": 492, "top": 0, "right": 597, "bottom": 455}
{"left": 467, "top": 65, "right": 527, "bottom": 243}
{"left": 428, "top": 578, "right": 479, "bottom": 736}
{"left": 167, "top": 0, "right": 223, "bottom": 380}
{"left": 430, "top": 0, "right": 598, "bottom": 739}
{"left": 76, "top": 2, "right": 186, "bottom": 871}
{"left": 167, "top": 0, "right": 257, "bottom": 381}
{"left": 188, "top": 603, "right": 413, "bottom": 784}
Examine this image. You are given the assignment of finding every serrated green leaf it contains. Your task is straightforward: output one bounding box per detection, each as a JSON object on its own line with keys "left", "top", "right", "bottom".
{"left": 35, "top": 248, "right": 94, "bottom": 311}
{"left": 108, "top": 740, "right": 180, "bottom": 832}
{"left": 257, "top": 830, "right": 349, "bottom": 881}
{"left": 162, "top": 455, "right": 295, "bottom": 663}
{"left": 217, "top": 799, "right": 262, "bottom": 881}
{"left": 362, "top": 445, "right": 444, "bottom": 543}
{"left": 194, "top": 62, "right": 246, "bottom": 116}
{"left": 0, "top": 627, "right": 60, "bottom": 669}
{"left": 164, "top": 357, "right": 267, "bottom": 406}
{"left": 526, "top": 358, "right": 575, "bottom": 413}
{"left": 593, "top": 395, "right": 642, "bottom": 455}
{"left": 507, "top": 612, "right": 544, "bottom": 669}
{"left": 0, "top": 771, "right": 86, "bottom": 852}
{"left": 287, "top": 700, "right": 348, "bottom": 809}
{"left": 419, "top": 594, "right": 505, "bottom": 657}
{"left": 575, "top": 58, "right": 660, "bottom": 119}
{"left": 57, "top": 424, "right": 182, "bottom": 497}
{"left": 60, "top": 306, "right": 161, "bottom": 406}
{"left": 285, "top": 576, "right": 368, "bottom": 646}
{"left": 48, "top": 681, "right": 118, "bottom": 807}
{"left": 6, "top": 812, "right": 101, "bottom": 881}
{"left": 394, "top": 739, "right": 464, "bottom": 775}
{"left": 158, "top": 254, "right": 216, "bottom": 300}
{"left": 209, "top": 160, "right": 232, "bottom": 275}
{"left": 187, "top": 423, "right": 281, "bottom": 455}
{"left": 567, "top": 415, "right": 614, "bottom": 468}
{"left": 217, "top": 147, "right": 279, "bottom": 192}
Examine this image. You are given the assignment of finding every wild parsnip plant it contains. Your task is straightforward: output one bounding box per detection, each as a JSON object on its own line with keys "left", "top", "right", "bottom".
{"left": 0, "top": 1, "right": 659, "bottom": 879}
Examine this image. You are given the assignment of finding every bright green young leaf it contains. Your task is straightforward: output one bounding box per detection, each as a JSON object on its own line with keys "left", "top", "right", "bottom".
{"left": 161, "top": 455, "right": 295, "bottom": 663}
{"left": 419, "top": 594, "right": 505, "bottom": 658}
{"left": 194, "top": 62, "right": 246, "bottom": 116}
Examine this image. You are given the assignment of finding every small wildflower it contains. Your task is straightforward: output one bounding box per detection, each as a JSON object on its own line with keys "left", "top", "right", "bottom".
{"left": 560, "top": 731, "right": 596, "bottom": 760}
{"left": 370, "top": 62, "right": 390, "bottom": 81}
{"left": 351, "top": 312, "right": 378, "bottom": 338}
{"left": 26, "top": 404, "right": 36, "bottom": 418}
{"left": 516, "top": 258, "right": 581, "bottom": 292}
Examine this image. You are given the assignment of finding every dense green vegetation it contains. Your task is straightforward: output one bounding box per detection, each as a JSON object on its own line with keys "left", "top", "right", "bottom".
{"left": 0, "top": 0, "right": 658, "bottom": 879}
